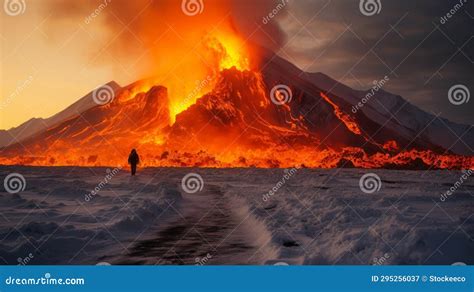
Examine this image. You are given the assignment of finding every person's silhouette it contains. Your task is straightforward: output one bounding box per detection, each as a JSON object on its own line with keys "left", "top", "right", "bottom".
{"left": 128, "top": 149, "right": 140, "bottom": 176}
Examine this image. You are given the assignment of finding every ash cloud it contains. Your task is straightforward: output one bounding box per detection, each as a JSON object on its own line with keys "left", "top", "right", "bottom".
{"left": 45, "top": 0, "right": 288, "bottom": 57}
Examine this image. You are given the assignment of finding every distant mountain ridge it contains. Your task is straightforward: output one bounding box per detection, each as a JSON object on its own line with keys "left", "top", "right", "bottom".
{"left": 0, "top": 81, "right": 121, "bottom": 148}
{"left": 304, "top": 72, "right": 473, "bottom": 156}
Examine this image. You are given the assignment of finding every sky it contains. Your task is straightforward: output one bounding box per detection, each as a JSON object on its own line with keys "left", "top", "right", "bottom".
{"left": 1, "top": 0, "right": 473, "bottom": 130}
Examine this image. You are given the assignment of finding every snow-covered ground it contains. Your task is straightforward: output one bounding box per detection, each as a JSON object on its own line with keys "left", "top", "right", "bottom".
{"left": 0, "top": 166, "right": 472, "bottom": 265}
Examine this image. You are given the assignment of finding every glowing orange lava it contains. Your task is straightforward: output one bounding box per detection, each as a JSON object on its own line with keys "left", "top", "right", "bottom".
{"left": 0, "top": 29, "right": 472, "bottom": 170}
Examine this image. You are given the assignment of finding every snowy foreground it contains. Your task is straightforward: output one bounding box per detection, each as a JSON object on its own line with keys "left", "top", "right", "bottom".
{"left": 0, "top": 166, "right": 472, "bottom": 265}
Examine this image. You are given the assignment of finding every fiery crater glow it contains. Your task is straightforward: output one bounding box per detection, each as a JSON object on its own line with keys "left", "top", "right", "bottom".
{"left": 206, "top": 32, "right": 251, "bottom": 71}
{"left": 164, "top": 32, "right": 251, "bottom": 124}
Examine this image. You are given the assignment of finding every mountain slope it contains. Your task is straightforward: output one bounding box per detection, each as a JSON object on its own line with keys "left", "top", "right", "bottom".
{"left": 305, "top": 72, "right": 473, "bottom": 156}
{"left": 0, "top": 81, "right": 121, "bottom": 148}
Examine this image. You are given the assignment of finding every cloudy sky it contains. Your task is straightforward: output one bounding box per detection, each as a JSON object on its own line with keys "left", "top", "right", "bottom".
{"left": 1, "top": 0, "right": 473, "bottom": 130}
{"left": 279, "top": 0, "right": 473, "bottom": 125}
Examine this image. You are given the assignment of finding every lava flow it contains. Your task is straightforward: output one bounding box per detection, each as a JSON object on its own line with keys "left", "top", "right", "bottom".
{"left": 0, "top": 23, "right": 472, "bottom": 169}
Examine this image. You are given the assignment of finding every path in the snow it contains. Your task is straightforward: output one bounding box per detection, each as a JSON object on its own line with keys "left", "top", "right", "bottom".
{"left": 114, "top": 184, "right": 273, "bottom": 265}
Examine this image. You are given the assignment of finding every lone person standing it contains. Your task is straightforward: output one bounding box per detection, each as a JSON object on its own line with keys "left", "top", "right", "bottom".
{"left": 128, "top": 149, "right": 140, "bottom": 176}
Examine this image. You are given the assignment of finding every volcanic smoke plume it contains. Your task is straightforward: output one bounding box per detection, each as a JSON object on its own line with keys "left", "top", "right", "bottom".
{"left": 1, "top": 0, "right": 473, "bottom": 168}
{"left": 45, "top": 0, "right": 288, "bottom": 118}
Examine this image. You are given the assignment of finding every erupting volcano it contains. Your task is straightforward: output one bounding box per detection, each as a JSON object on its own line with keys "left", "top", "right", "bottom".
{"left": 3, "top": 0, "right": 474, "bottom": 271}
{"left": 1, "top": 28, "right": 473, "bottom": 169}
